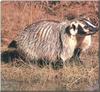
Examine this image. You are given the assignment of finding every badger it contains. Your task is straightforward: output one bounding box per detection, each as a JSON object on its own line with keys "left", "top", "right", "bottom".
{"left": 1, "top": 17, "right": 97, "bottom": 67}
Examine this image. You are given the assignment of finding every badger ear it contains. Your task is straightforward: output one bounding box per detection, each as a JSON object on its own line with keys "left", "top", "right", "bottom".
{"left": 64, "top": 26, "right": 71, "bottom": 35}
{"left": 77, "top": 24, "right": 86, "bottom": 35}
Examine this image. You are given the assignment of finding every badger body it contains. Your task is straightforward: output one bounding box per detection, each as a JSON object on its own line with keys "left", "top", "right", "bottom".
{"left": 13, "top": 20, "right": 76, "bottom": 62}
{"left": 4, "top": 17, "right": 97, "bottom": 65}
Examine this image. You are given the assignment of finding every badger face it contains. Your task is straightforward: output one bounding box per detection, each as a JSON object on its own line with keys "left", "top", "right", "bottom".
{"left": 65, "top": 18, "right": 98, "bottom": 36}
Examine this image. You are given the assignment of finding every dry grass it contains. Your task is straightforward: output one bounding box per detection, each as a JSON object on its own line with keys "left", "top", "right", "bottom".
{"left": 1, "top": 53, "right": 99, "bottom": 91}
{"left": 1, "top": 1, "right": 99, "bottom": 91}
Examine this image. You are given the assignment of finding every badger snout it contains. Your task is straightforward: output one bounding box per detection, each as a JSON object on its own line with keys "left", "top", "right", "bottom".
{"left": 88, "top": 24, "right": 98, "bottom": 35}
{"left": 90, "top": 26, "right": 98, "bottom": 31}
{"left": 84, "top": 20, "right": 98, "bottom": 35}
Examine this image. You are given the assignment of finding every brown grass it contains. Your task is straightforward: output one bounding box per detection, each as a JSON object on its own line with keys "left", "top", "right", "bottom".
{"left": 1, "top": 1, "right": 99, "bottom": 91}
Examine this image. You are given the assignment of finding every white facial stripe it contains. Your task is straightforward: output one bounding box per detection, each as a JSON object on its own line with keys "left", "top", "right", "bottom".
{"left": 84, "top": 20, "right": 96, "bottom": 28}
{"left": 71, "top": 22, "right": 78, "bottom": 28}
{"left": 70, "top": 29, "right": 78, "bottom": 35}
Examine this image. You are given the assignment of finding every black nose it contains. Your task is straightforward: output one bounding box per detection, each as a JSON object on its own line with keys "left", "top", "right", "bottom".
{"left": 89, "top": 26, "right": 98, "bottom": 32}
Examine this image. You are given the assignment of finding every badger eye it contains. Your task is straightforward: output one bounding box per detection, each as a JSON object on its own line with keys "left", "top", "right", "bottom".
{"left": 84, "top": 25, "right": 88, "bottom": 29}
{"left": 72, "top": 24, "right": 76, "bottom": 30}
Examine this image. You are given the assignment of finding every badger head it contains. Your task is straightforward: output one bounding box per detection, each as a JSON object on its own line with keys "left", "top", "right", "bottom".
{"left": 65, "top": 17, "right": 98, "bottom": 36}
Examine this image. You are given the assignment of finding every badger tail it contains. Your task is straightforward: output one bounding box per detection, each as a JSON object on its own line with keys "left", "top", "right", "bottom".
{"left": 1, "top": 40, "right": 19, "bottom": 63}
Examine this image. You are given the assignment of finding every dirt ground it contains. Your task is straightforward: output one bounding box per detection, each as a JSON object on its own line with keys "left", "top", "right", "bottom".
{"left": 1, "top": 1, "right": 99, "bottom": 91}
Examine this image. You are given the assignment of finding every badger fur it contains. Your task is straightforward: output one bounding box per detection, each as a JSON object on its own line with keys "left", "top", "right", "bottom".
{"left": 2, "top": 17, "right": 97, "bottom": 66}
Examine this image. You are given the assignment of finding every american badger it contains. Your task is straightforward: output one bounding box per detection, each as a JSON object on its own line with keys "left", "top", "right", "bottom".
{"left": 2, "top": 17, "right": 97, "bottom": 66}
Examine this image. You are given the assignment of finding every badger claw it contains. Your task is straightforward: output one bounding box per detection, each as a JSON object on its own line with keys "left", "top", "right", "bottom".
{"left": 51, "top": 59, "right": 63, "bottom": 70}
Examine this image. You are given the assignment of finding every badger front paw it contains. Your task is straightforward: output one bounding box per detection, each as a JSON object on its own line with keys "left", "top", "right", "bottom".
{"left": 69, "top": 56, "right": 84, "bottom": 66}
{"left": 51, "top": 58, "right": 64, "bottom": 70}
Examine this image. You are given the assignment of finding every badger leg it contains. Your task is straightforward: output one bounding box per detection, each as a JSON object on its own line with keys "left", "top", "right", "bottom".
{"left": 69, "top": 48, "right": 83, "bottom": 65}
{"left": 74, "top": 48, "right": 83, "bottom": 65}
{"left": 36, "top": 58, "right": 50, "bottom": 68}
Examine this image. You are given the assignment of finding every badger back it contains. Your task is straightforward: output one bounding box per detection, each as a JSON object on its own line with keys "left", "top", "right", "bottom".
{"left": 15, "top": 20, "right": 63, "bottom": 61}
